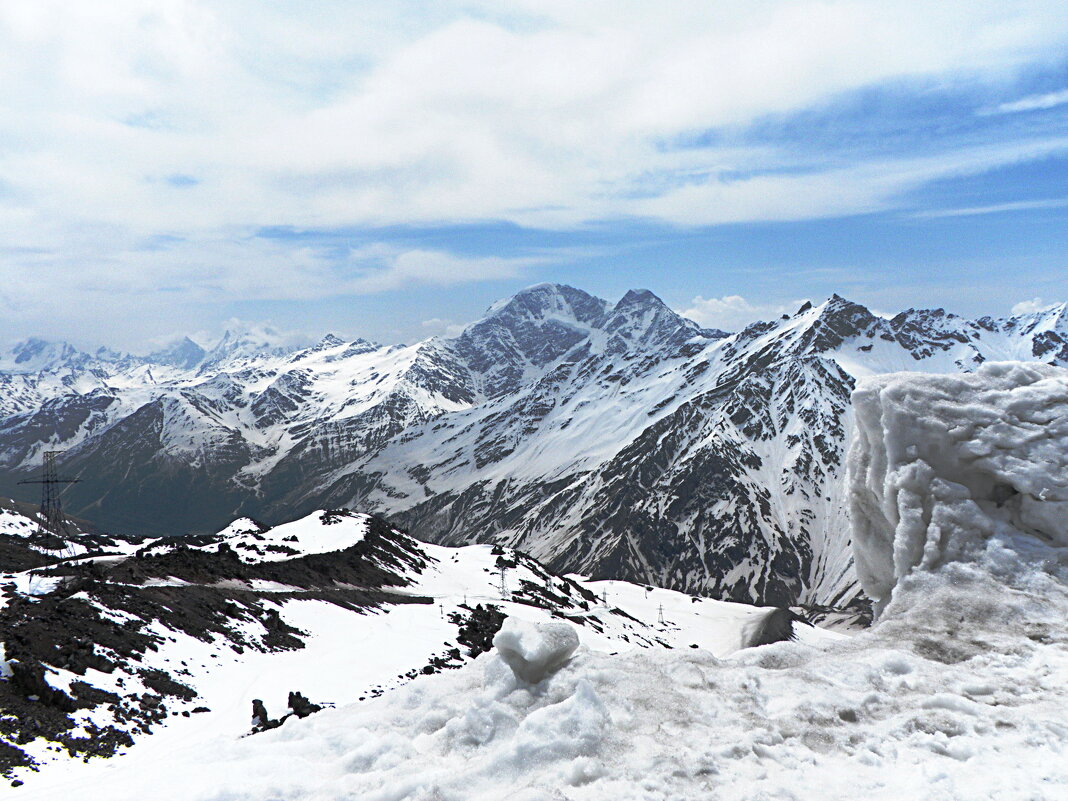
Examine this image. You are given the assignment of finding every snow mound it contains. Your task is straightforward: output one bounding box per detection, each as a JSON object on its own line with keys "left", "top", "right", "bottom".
{"left": 848, "top": 361, "right": 1068, "bottom": 613}
{"left": 493, "top": 619, "right": 580, "bottom": 683}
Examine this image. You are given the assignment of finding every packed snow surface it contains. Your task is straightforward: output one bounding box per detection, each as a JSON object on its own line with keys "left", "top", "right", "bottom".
{"left": 849, "top": 361, "right": 1068, "bottom": 613}
{"left": 26, "top": 560, "right": 1068, "bottom": 801}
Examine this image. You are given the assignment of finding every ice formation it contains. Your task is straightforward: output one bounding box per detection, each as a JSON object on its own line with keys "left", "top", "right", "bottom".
{"left": 848, "top": 361, "right": 1068, "bottom": 614}
{"left": 493, "top": 618, "right": 580, "bottom": 683}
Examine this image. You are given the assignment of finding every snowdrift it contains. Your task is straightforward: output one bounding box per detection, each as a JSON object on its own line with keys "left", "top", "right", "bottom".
{"left": 848, "top": 361, "right": 1068, "bottom": 614}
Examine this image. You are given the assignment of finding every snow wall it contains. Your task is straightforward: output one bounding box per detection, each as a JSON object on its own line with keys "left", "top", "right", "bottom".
{"left": 847, "top": 361, "right": 1068, "bottom": 615}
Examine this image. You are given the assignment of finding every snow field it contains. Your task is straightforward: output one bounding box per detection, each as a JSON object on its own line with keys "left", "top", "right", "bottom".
{"left": 216, "top": 512, "right": 371, "bottom": 563}
{"left": 24, "top": 569, "right": 1068, "bottom": 801}
{"left": 9, "top": 510, "right": 832, "bottom": 792}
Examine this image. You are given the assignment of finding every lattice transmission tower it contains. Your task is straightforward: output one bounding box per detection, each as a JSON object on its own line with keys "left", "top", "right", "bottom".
{"left": 18, "top": 450, "right": 80, "bottom": 547}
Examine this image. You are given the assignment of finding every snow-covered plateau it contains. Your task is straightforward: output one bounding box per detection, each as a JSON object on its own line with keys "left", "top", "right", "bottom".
{"left": 3, "top": 361, "right": 1067, "bottom": 800}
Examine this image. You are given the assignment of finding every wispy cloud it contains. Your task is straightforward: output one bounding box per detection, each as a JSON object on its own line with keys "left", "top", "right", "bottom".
{"left": 912, "top": 197, "right": 1068, "bottom": 219}
{"left": 420, "top": 317, "right": 467, "bottom": 338}
{"left": 345, "top": 247, "right": 541, "bottom": 293}
{"left": 1010, "top": 297, "right": 1056, "bottom": 315}
{"left": 983, "top": 88, "right": 1068, "bottom": 115}
{"left": 4, "top": 1, "right": 1068, "bottom": 239}
{"left": 634, "top": 137, "right": 1068, "bottom": 225}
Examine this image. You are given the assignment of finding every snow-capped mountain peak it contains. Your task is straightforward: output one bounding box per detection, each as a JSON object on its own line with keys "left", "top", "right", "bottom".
{"left": 1010, "top": 300, "right": 1068, "bottom": 335}
{"left": 481, "top": 282, "right": 609, "bottom": 328}
{"left": 313, "top": 333, "right": 345, "bottom": 349}
{"left": 199, "top": 326, "right": 306, "bottom": 372}
{"left": 2, "top": 338, "right": 89, "bottom": 373}
{"left": 448, "top": 284, "right": 610, "bottom": 398}
{"left": 604, "top": 287, "right": 725, "bottom": 351}
{"left": 146, "top": 336, "right": 208, "bottom": 370}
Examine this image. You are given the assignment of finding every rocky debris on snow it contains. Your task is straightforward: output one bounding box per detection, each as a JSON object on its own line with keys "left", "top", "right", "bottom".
{"left": 450, "top": 604, "right": 507, "bottom": 659}
{"left": 739, "top": 607, "right": 797, "bottom": 647}
{"left": 287, "top": 691, "right": 323, "bottom": 718}
{"left": 1, "top": 500, "right": 846, "bottom": 790}
{"left": 0, "top": 510, "right": 435, "bottom": 776}
{"left": 250, "top": 691, "right": 326, "bottom": 734}
{"left": 250, "top": 699, "right": 274, "bottom": 732}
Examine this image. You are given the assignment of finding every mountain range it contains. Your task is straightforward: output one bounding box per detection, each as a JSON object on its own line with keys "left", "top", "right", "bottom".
{"left": 1, "top": 284, "right": 1065, "bottom": 606}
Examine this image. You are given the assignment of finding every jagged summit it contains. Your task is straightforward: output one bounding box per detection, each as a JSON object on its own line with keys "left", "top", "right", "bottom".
{"left": 481, "top": 283, "right": 609, "bottom": 328}
{"left": 790, "top": 294, "right": 880, "bottom": 353}
{"left": 3, "top": 337, "right": 88, "bottom": 373}
{"left": 604, "top": 287, "right": 723, "bottom": 351}
{"left": 1009, "top": 301, "right": 1068, "bottom": 335}
{"left": 316, "top": 333, "right": 346, "bottom": 349}
{"left": 614, "top": 287, "right": 660, "bottom": 308}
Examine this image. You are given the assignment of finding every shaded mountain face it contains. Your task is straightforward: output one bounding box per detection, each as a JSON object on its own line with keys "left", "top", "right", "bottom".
{"left": 1, "top": 285, "right": 1065, "bottom": 606}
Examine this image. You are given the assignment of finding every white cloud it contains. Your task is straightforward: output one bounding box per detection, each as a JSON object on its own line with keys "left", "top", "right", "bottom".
{"left": 348, "top": 248, "right": 538, "bottom": 294}
{"left": 680, "top": 295, "right": 804, "bottom": 332}
{"left": 209, "top": 318, "right": 313, "bottom": 350}
{"left": 0, "top": 235, "right": 537, "bottom": 350}
{"left": 912, "top": 197, "right": 1068, "bottom": 219}
{"left": 2, "top": 0, "right": 1068, "bottom": 340}
{"left": 420, "top": 318, "right": 467, "bottom": 338}
{"left": 1010, "top": 298, "right": 1055, "bottom": 315}
{"left": 635, "top": 137, "right": 1068, "bottom": 225}
{"left": 4, "top": 1, "right": 1068, "bottom": 234}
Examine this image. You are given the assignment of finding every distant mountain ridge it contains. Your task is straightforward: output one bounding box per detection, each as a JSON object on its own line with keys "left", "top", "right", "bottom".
{"left": 1, "top": 285, "right": 1065, "bottom": 606}
{"left": 0, "top": 324, "right": 311, "bottom": 378}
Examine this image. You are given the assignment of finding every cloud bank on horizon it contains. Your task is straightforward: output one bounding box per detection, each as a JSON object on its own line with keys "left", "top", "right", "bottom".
{"left": 1, "top": 0, "right": 1067, "bottom": 348}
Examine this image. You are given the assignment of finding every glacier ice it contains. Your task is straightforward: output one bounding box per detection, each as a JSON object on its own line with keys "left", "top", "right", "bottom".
{"left": 848, "top": 361, "right": 1068, "bottom": 614}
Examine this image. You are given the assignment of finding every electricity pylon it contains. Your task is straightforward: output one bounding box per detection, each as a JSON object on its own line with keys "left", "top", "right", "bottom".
{"left": 18, "top": 450, "right": 80, "bottom": 554}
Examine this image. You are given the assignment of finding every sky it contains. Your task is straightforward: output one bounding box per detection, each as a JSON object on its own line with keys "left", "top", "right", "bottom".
{"left": 1, "top": 0, "right": 1068, "bottom": 351}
